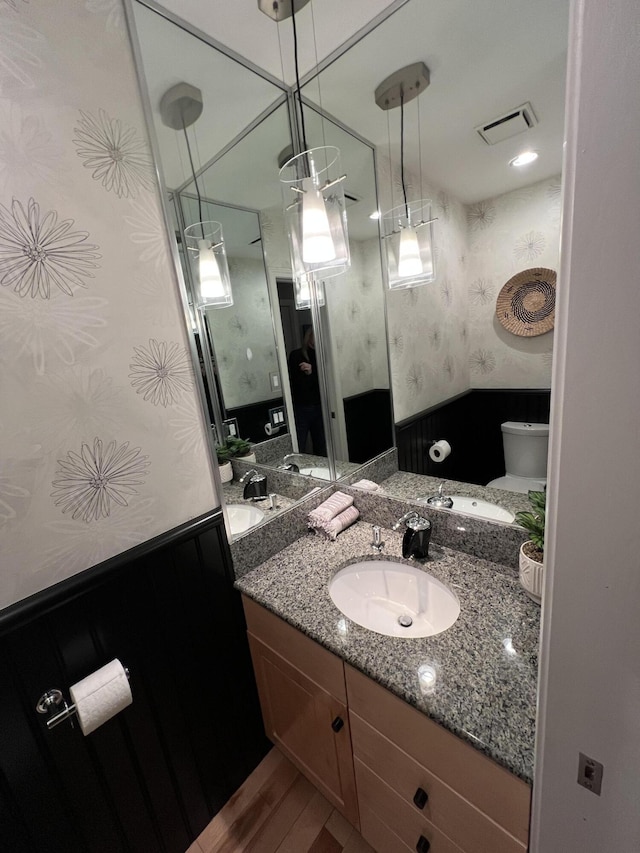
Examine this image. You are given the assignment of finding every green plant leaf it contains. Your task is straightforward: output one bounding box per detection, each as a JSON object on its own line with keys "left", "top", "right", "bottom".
{"left": 528, "top": 490, "right": 546, "bottom": 512}
{"left": 516, "top": 490, "right": 546, "bottom": 553}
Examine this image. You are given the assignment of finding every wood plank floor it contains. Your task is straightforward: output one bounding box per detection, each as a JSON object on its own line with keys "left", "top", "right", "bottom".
{"left": 186, "top": 748, "right": 375, "bottom": 853}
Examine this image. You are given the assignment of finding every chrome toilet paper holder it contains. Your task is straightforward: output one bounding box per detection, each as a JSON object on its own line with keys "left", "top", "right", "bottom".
{"left": 36, "top": 666, "right": 130, "bottom": 731}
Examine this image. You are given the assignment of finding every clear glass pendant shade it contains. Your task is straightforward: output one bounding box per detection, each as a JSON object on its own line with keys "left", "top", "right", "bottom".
{"left": 294, "top": 273, "right": 325, "bottom": 310}
{"left": 280, "top": 146, "right": 350, "bottom": 279}
{"left": 184, "top": 221, "right": 233, "bottom": 308}
{"left": 382, "top": 199, "right": 436, "bottom": 290}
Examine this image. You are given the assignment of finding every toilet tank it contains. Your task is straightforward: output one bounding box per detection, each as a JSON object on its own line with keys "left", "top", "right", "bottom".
{"left": 501, "top": 422, "right": 549, "bottom": 479}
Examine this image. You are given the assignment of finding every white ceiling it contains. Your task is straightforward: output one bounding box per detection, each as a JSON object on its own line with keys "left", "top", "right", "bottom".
{"left": 303, "top": 0, "right": 569, "bottom": 203}
{"left": 135, "top": 0, "right": 569, "bottom": 213}
{"left": 145, "top": 0, "right": 402, "bottom": 85}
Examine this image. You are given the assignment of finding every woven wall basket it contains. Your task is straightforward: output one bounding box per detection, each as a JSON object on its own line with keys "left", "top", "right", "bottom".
{"left": 496, "top": 267, "right": 556, "bottom": 337}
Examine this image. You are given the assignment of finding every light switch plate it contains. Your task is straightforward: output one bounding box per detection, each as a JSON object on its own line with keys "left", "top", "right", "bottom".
{"left": 577, "top": 752, "right": 603, "bottom": 795}
{"left": 222, "top": 418, "right": 239, "bottom": 439}
{"left": 268, "top": 406, "right": 286, "bottom": 428}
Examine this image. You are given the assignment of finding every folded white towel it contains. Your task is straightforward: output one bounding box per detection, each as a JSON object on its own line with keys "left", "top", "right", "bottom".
{"left": 310, "top": 505, "right": 360, "bottom": 541}
{"left": 307, "top": 490, "right": 354, "bottom": 524}
{"left": 352, "top": 479, "right": 381, "bottom": 492}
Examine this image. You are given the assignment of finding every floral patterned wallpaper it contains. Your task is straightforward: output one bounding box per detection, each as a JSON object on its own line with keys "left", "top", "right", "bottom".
{"left": 322, "top": 239, "right": 389, "bottom": 400}
{"left": 466, "top": 176, "right": 560, "bottom": 388}
{"left": 375, "top": 148, "right": 560, "bottom": 422}
{"left": 377, "top": 152, "right": 471, "bottom": 423}
{"left": 260, "top": 204, "right": 389, "bottom": 401}
{"left": 0, "top": 0, "right": 217, "bottom": 610}
{"left": 205, "top": 256, "right": 281, "bottom": 410}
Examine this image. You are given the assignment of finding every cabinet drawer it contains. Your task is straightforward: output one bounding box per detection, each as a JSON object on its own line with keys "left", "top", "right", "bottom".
{"left": 242, "top": 595, "right": 346, "bottom": 702}
{"left": 351, "top": 713, "right": 526, "bottom": 853}
{"left": 346, "top": 665, "right": 530, "bottom": 844}
{"left": 356, "top": 758, "right": 465, "bottom": 853}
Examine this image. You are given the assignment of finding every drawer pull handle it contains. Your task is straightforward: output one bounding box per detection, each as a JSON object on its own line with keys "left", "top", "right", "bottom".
{"left": 413, "top": 786, "right": 429, "bottom": 809}
{"left": 331, "top": 716, "right": 344, "bottom": 732}
{"left": 416, "top": 836, "right": 431, "bottom": 853}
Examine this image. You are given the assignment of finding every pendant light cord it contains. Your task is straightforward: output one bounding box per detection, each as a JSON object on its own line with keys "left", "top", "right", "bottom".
{"left": 183, "top": 124, "right": 205, "bottom": 239}
{"left": 291, "top": 2, "right": 309, "bottom": 155}
{"left": 400, "top": 90, "right": 409, "bottom": 218}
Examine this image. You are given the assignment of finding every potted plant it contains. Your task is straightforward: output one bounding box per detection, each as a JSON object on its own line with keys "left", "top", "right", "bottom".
{"left": 515, "top": 490, "right": 546, "bottom": 603}
{"left": 215, "top": 442, "right": 234, "bottom": 484}
{"left": 225, "top": 436, "right": 255, "bottom": 463}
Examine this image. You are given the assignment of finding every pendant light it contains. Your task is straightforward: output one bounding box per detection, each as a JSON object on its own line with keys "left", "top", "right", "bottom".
{"left": 376, "top": 63, "right": 437, "bottom": 290}
{"left": 294, "top": 272, "right": 325, "bottom": 310}
{"left": 160, "top": 83, "right": 233, "bottom": 309}
{"left": 263, "top": 0, "right": 350, "bottom": 282}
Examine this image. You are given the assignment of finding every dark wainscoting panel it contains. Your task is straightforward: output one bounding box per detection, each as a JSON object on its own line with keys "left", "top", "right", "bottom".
{"left": 344, "top": 388, "right": 393, "bottom": 464}
{"left": 226, "top": 397, "right": 287, "bottom": 444}
{"left": 0, "top": 512, "right": 269, "bottom": 853}
{"left": 396, "top": 389, "right": 551, "bottom": 485}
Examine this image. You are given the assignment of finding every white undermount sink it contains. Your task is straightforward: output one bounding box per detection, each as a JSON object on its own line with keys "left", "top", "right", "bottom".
{"left": 227, "top": 504, "right": 265, "bottom": 536}
{"left": 448, "top": 495, "right": 515, "bottom": 523}
{"left": 329, "top": 560, "right": 460, "bottom": 638}
{"left": 300, "top": 466, "right": 337, "bottom": 480}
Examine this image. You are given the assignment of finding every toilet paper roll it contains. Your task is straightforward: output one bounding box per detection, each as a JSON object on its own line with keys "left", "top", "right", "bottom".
{"left": 429, "top": 439, "right": 452, "bottom": 463}
{"left": 69, "top": 659, "right": 132, "bottom": 736}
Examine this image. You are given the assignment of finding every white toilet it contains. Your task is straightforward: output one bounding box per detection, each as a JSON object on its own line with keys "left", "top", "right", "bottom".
{"left": 486, "top": 421, "right": 549, "bottom": 494}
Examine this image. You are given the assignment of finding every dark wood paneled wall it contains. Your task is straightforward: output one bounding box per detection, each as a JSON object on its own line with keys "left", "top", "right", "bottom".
{"left": 396, "top": 389, "right": 551, "bottom": 485}
{"left": 226, "top": 397, "right": 287, "bottom": 444}
{"left": 344, "top": 389, "right": 393, "bottom": 464}
{"left": 0, "top": 512, "right": 269, "bottom": 853}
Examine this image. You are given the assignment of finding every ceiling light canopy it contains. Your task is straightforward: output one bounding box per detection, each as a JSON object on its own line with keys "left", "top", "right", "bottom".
{"left": 257, "top": 0, "right": 311, "bottom": 22}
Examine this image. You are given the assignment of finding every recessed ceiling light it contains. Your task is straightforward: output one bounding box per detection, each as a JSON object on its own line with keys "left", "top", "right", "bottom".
{"left": 369, "top": 210, "right": 381, "bottom": 220}
{"left": 510, "top": 151, "right": 539, "bottom": 167}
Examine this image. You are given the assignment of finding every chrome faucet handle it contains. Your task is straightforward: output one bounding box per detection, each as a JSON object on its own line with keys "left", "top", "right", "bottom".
{"left": 391, "top": 510, "right": 419, "bottom": 531}
{"left": 426, "top": 482, "right": 454, "bottom": 509}
{"left": 371, "top": 525, "right": 384, "bottom": 552}
{"left": 239, "top": 468, "right": 259, "bottom": 483}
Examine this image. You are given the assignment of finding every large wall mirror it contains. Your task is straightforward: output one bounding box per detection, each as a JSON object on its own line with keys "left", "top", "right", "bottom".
{"left": 301, "top": 0, "right": 568, "bottom": 517}
{"left": 131, "top": 0, "right": 569, "bottom": 533}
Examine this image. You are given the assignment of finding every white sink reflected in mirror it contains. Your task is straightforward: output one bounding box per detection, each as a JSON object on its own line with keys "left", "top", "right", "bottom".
{"left": 227, "top": 504, "right": 265, "bottom": 537}
{"left": 329, "top": 560, "right": 460, "bottom": 638}
{"left": 300, "top": 466, "right": 337, "bottom": 480}
{"left": 448, "top": 496, "right": 514, "bottom": 523}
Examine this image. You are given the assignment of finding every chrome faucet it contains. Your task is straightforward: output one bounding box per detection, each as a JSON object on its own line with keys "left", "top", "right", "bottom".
{"left": 393, "top": 511, "right": 432, "bottom": 560}
{"left": 239, "top": 469, "right": 268, "bottom": 501}
{"left": 392, "top": 510, "right": 420, "bottom": 530}
{"left": 426, "top": 482, "right": 454, "bottom": 509}
{"left": 278, "top": 454, "right": 300, "bottom": 473}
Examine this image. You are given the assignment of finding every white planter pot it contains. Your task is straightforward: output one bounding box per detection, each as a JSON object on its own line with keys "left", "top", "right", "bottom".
{"left": 237, "top": 452, "right": 256, "bottom": 463}
{"left": 519, "top": 542, "right": 543, "bottom": 604}
{"left": 218, "top": 461, "right": 233, "bottom": 483}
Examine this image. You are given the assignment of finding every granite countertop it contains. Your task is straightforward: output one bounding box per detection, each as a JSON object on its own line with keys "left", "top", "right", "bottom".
{"left": 379, "top": 471, "right": 531, "bottom": 518}
{"left": 235, "top": 521, "right": 540, "bottom": 783}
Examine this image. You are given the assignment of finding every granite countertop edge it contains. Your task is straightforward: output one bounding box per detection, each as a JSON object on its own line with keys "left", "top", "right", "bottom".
{"left": 234, "top": 521, "right": 540, "bottom": 784}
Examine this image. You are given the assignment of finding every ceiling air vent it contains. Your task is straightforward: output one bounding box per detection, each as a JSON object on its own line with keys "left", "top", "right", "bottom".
{"left": 476, "top": 102, "right": 537, "bottom": 146}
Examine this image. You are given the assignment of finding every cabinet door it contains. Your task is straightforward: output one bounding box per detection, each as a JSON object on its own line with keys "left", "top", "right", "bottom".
{"left": 247, "top": 633, "right": 359, "bottom": 827}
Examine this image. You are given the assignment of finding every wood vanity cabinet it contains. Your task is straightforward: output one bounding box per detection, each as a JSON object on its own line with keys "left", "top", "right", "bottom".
{"left": 346, "top": 665, "right": 531, "bottom": 853}
{"left": 242, "top": 596, "right": 531, "bottom": 852}
{"left": 242, "top": 595, "right": 360, "bottom": 828}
